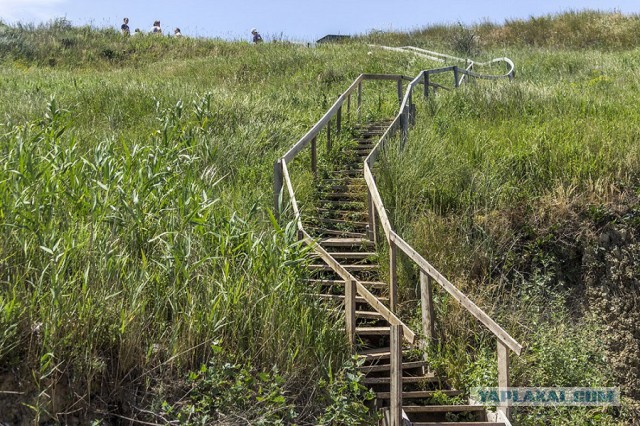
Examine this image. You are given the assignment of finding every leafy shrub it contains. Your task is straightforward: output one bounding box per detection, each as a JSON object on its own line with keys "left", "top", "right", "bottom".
{"left": 161, "top": 344, "right": 296, "bottom": 425}
{"left": 318, "top": 356, "right": 377, "bottom": 425}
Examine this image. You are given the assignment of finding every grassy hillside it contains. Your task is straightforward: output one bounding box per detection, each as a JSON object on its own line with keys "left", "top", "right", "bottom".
{"left": 0, "top": 19, "right": 440, "bottom": 424}
{"left": 0, "top": 10, "right": 639, "bottom": 424}
{"left": 373, "top": 12, "right": 640, "bottom": 426}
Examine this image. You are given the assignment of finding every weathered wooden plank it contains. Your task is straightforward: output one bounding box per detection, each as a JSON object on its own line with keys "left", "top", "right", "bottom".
{"left": 498, "top": 340, "right": 511, "bottom": 420}
{"left": 420, "top": 270, "right": 435, "bottom": 342}
{"left": 364, "top": 164, "right": 392, "bottom": 236}
{"left": 389, "top": 240, "right": 397, "bottom": 312}
{"left": 424, "top": 66, "right": 457, "bottom": 76}
{"left": 345, "top": 279, "right": 356, "bottom": 347}
{"left": 390, "top": 231, "right": 523, "bottom": 355}
{"left": 273, "top": 159, "right": 283, "bottom": 218}
{"left": 390, "top": 324, "right": 403, "bottom": 426}
{"left": 310, "top": 136, "right": 317, "bottom": 176}
{"left": 281, "top": 161, "right": 303, "bottom": 230}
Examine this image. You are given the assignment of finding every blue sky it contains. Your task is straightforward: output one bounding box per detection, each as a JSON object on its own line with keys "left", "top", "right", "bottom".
{"left": 1, "top": 0, "right": 639, "bottom": 42}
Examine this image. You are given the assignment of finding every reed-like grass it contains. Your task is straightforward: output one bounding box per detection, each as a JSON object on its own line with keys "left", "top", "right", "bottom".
{"left": 0, "top": 21, "right": 446, "bottom": 422}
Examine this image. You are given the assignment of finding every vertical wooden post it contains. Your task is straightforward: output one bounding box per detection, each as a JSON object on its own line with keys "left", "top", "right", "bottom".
{"left": 453, "top": 66, "right": 460, "bottom": 88}
{"left": 408, "top": 91, "right": 414, "bottom": 126}
{"left": 345, "top": 278, "right": 356, "bottom": 348}
{"left": 357, "top": 81, "right": 362, "bottom": 122}
{"left": 347, "top": 93, "right": 351, "bottom": 118}
{"left": 337, "top": 105, "right": 342, "bottom": 138}
{"left": 390, "top": 324, "right": 403, "bottom": 426}
{"left": 396, "top": 78, "right": 403, "bottom": 106}
{"left": 273, "top": 159, "right": 284, "bottom": 219}
{"left": 424, "top": 72, "right": 430, "bottom": 99}
{"left": 420, "top": 271, "right": 435, "bottom": 343}
{"left": 389, "top": 239, "right": 397, "bottom": 312}
{"left": 326, "top": 122, "right": 332, "bottom": 152}
{"left": 367, "top": 188, "right": 378, "bottom": 245}
{"left": 311, "top": 136, "right": 317, "bottom": 177}
{"left": 401, "top": 105, "right": 408, "bottom": 147}
{"left": 497, "top": 340, "right": 511, "bottom": 420}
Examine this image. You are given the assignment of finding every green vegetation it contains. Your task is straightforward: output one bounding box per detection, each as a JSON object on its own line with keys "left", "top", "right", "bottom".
{"left": 1, "top": 10, "right": 639, "bottom": 424}
{"left": 375, "top": 13, "right": 640, "bottom": 426}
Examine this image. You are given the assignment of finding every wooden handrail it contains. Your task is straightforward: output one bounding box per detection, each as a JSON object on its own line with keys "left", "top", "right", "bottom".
{"left": 277, "top": 61, "right": 520, "bottom": 423}
{"left": 280, "top": 146, "right": 416, "bottom": 343}
{"left": 364, "top": 67, "right": 524, "bottom": 356}
{"left": 281, "top": 73, "right": 409, "bottom": 163}
{"left": 391, "top": 231, "right": 523, "bottom": 355}
{"left": 281, "top": 161, "right": 303, "bottom": 230}
{"left": 301, "top": 229, "right": 416, "bottom": 344}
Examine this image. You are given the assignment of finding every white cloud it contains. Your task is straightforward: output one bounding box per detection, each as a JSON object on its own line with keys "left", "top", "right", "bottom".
{"left": 0, "top": 0, "right": 67, "bottom": 23}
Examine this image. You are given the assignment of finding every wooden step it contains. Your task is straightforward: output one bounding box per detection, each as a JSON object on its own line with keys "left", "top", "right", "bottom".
{"left": 329, "top": 169, "right": 363, "bottom": 176}
{"left": 317, "top": 294, "right": 389, "bottom": 303}
{"left": 358, "top": 347, "right": 392, "bottom": 361}
{"left": 319, "top": 192, "right": 366, "bottom": 200}
{"left": 317, "top": 199, "right": 365, "bottom": 209}
{"left": 360, "top": 131, "right": 386, "bottom": 137}
{"left": 359, "top": 360, "right": 425, "bottom": 373}
{"left": 310, "top": 264, "right": 379, "bottom": 272}
{"left": 307, "top": 227, "right": 366, "bottom": 238}
{"left": 403, "top": 405, "right": 485, "bottom": 414}
{"left": 319, "top": 237, "right": 374, "bottom": 247}
{"left": 316, "top": 208, "right": 368, "bottom": 220}
{"left": 362, "top": 373, "right": 437, "bottom": 385}
{"left": 320, "top": 179, "right": 366, "bottom": 186}
{"left": 375, "top": 390, "right": 463, "bottom": 399}
{"left": 304, "top": 279, "right": 386, "bottom": 289}
{"left": 355, "top": 326, "right": 391, "bottom": 335}
{"left": 323, "top": 184, "right": 367, "bottom": 192}
{"left": 316, "top": 251, "right": 376, "bottom": 259}
{"left": 355, "top": 310, "right": 385, "bottom": 319}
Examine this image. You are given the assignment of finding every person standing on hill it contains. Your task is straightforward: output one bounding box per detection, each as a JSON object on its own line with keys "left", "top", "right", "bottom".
{"left": 251, "top": 28, "right": 263, "bottom": 44}
{"left": 152, "top": 20, "right": 162, "bottom": 34}
{"left": 121, "top": 17, "right": 130, "bottom": 36}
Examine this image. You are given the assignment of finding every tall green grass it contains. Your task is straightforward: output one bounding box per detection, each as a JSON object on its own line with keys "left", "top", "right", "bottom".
{"left": 375, "top": 29, "right": 639, "bottom": 426}
{"left": 0, "top": 21, "right": 443, "bottom": 422}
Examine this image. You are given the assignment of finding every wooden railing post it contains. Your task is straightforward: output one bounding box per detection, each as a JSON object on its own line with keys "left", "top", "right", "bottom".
{"left": 357, "top": 81, "right": 362, "bottom": 122}
{"left": 497, "top": 340, "right": 511, "bottom": 420}
{"left": 337, "top": 105, "right": 342, "bottom": 138}
{"left": 389, "top": 239, "right": 397, "bottom": 312}
{"left": 424, "top": 72, "right": 430, "bottom": 99}
{"left": 420, "top": 270, "right": 435, "bottom": 343}
{"left": 326, "top": 122, "right": 332, "bottom": 152}
{"left": 347, "top": 93, "right": 351, "bottom": 118}
{"left": 401, "top": 103, "right": 409, "bottom": 147}
{"left": 273, "top": 159, "right": 284, "bottom": 219}
{"left": 453, "top": 66, "right": 460, "bottom": 88}
{"left": 311, "top": 136, "right": 317, "bottom": 177}
{"left": 390, "top": 324, "right": 403, "bottom": 426}
{"left": 345, "top": 278, "right": 356, "bottom": 348}
{"left": 408, "top": 91, "right": 415, "bottom": 126}
{"left": 367, "top": 188, "right": 378, "bottom": 244}
{"left": 396, "top": 78, "right": 403, "bottom": 106}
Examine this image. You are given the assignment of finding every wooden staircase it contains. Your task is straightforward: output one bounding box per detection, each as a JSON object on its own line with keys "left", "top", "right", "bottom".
{"left": 304, "top": 122, "right": 506, "bottom": 426}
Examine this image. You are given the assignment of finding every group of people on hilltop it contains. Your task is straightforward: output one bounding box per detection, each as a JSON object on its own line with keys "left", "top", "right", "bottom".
{"left": 120, "top": 17, "right": 262, "bottom": 43}
{"left": 120, "top": 17, "right": 182, "bottom": 37}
